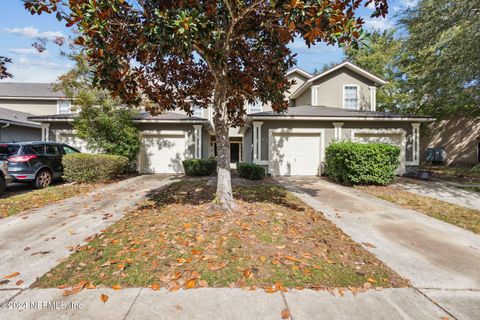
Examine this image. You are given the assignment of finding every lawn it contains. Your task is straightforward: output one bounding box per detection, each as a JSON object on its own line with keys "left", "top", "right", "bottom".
{"left": 0, "top": 183, "right": 100, "bottom": 218}
{"left": 36, "top": 178, "right": 407, "bottom": 292}
{"left": 421, "top": 165, "right": 480, "bottom": 183}
{"left": 357, "top": 185, "right": 480, "bottom": 234}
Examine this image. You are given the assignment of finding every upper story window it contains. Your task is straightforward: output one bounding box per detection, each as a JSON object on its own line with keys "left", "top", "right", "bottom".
{"left": 191, "top": 105, "right": 203, "bottom": 117}
{"left": 248, "top": 100, "right": 262, "bottom": 114}
{"left": 343, "top": 85, "right": 359, "bottom": 110}
{"left": 58, "top": 100, "right": 71, "bottom": 114}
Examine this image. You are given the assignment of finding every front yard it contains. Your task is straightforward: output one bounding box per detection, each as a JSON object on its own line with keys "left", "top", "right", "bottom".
{"left": 357, "top": 185, "right": 480, "bottom": 234}
{"left": 0, "top": 183, "right": 101, "bottom": 218}
{"left": 36, "top": 178, "right": 407, "bottom": 292}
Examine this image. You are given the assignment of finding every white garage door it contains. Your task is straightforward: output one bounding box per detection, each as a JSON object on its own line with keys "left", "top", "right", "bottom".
{"left": 270, "top": 133, "right": 321, "bottom": 176}
{"left": 57, "top": 133, "right": 89, "bottom": 152}
{"left": 354, "top": 132, "right": 405, "bottom": 175}
{"left": 140, "top": 134, "right": 186, "bottom": 173}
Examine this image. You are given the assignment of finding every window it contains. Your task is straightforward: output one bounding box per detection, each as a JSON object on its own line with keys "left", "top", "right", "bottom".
{"left": 63, "top": 145, "right": 79, "bottom": 155}
{"left": 0, "top": 145, "right": 20, "bottom": 160}
{"left": 25, "top": 145, "right": 44, "bottom": 154}
{"left": 248, "top": 101, "right": 262, "bottom": 114}
{"left": 45, "top": 145, "right": 59, "bottom": 155}
{"left": 191, "top": 105, "right": 203, "bottom": 117}
{"left": 343, "top": 85, "right": 358, "bottom": 109}
{"left": 58, "top": 100, "right": 71, "bottom": 114}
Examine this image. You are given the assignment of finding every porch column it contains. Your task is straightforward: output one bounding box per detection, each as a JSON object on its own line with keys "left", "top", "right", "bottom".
{"left": 41, "top": 123, "right": 50, "bottom": 141}
{"left": 193, "top": 125, "right": 203, "bottom": 159}
{"left": 332, "top": 122, "right": 344, "bottom": 140}
{"left": 252, "top": 121, "right": 263, "bottom": 162}
{"left": 369, "top": 86, "right": 377, "bottom": 111}
{"left": 411, "top": 123, "right": 420, "bottom": 165}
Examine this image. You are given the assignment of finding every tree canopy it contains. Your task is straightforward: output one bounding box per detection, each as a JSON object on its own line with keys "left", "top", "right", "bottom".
{"left": 25, "top": 0, "right": 389, "bottom": 210}
{"left": 0, "top": 56, "right": 12, "bottom": 79}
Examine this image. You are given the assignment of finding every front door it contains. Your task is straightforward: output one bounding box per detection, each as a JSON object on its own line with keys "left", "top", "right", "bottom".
{"left": 230, "top": 143, "right": 240, "bottom": 163}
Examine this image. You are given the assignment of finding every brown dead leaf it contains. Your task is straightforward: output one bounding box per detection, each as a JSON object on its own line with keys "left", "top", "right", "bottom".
{"left": 111, "top": 285, "right": 122, "bottom": 290}
{"left": 198, "top": 279, "right": 208, "bottom": 287}
{"left": 171, "top": 271, "right": 182, "bottom": 280}
{"left": 243, "top": 268, "right": 252, "bottom": 279}
{"left": 57, "top": 284, "right": 68, "bottom": 289}
{"left": 281, "top": 308, "right": 290, "bottom": 319}
{"left": 4, "top": 272, "right": 20, "bottom": 279}
{"left": 150, "top": 283, "right": 161, "bottom": 291}
{"left": 208, "top": 261, "right": 226, "bottom": 271}
{"left": 15, "top": 280, "right": 24, "bottom": 286}
{"left": 100, "top": 294, "right": 109, "bottom": 303}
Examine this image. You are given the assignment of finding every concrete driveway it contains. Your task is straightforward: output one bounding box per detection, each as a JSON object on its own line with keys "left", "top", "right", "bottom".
{"left": 0, "top": 174, "right": 177, "bottom": 290}
{"left": 393, "top": 177, "right": 480, "bottom": 210}
{"left": 277, "top": 176, "right": 480, "bottom": 319}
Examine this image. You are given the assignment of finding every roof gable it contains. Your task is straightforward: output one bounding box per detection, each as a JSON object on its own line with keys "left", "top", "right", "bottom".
{"left": 0, "top": 82, "right": 66, "bottom": 99}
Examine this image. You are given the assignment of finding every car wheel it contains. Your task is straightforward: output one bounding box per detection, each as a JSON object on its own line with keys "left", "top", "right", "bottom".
{"left": 35, "top": 170, "right": 52, "bottom": 189}
{"left": 0, "top": 176, "right": 5, "bottom": 195}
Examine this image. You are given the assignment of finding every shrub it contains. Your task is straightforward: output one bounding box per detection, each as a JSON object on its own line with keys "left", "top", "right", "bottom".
{"left": 62, "top": 153, "right": 129, "bottom": 183}
{"left": 182, "top": 158, "right": 216, "bottom": 176}
{"left": 325, "top": 141, "right": 400, "bottom": 186}
{"left": 237, "top": 162, "right": 265, "bottom": 180}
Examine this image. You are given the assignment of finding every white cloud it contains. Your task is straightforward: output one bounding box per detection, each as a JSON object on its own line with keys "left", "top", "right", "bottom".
{"left": 4, "top": 26, "right": 64, "bottom": 40}
{"left": 364, "top": 17, "right": 394, "bottom": 31}
{"left": 9, "top": 48, "right": 49, "bottom": 56}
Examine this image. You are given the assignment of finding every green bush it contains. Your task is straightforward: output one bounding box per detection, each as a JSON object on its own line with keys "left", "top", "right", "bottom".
{"left": 325, "top": 141, "right": 400, "bottom": 186}
{"left": 62, "top": 153, "right": 129, "bottom": 183}
{"left": 182, "top": 158, "right": 216, "bottom": 176}
{"left": 237, "top": 162, "right": 265, "bottom": 180}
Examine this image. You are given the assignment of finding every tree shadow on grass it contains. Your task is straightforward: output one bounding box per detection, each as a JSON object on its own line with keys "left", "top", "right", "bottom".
{"left": 143, "top": 178, "right": 305, "bottom": 211}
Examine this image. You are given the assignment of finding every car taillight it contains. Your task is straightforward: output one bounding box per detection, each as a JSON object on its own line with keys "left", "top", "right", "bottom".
{"left": 7, "top": 155, "right": 37, "bottom": 162}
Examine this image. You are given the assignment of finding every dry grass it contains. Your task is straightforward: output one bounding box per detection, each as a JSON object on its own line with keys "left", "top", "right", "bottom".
{"left": 357, "top": 185, "right": 480, "bottom": 234}
{"left": 421, "top": 165, "right": 480, "bottom": 183}
{"left": 0, "top": 183, "right": 100, "bottom": 218}
{"left": 36, "top": 178, "right": 407, "bottom": 291}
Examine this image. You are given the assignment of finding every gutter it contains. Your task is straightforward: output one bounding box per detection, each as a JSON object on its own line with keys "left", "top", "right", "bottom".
{"left": 0, "top": 119, "right": 41, "bottom": 129}
{"left": 245, "top": 116, "right": 436, "bottom": 122}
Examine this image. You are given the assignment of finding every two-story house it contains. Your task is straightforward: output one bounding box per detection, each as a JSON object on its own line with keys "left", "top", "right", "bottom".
{"left": 0, "top": 83, "right": 71, "bottom": 142}
{"left": 28, "top": 61, "right": 434, "bottom": 176}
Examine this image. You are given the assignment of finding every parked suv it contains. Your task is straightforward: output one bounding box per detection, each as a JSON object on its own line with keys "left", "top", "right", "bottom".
{"left": 1, "top": 142, "right": 80, "bottom": 189}
{"left": 0, "top": 159, "right": 11, "bottom": 195}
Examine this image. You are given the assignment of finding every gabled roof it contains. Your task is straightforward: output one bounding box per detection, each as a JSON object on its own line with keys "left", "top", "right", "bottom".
{"left": 247, "top": 105, "right": 434, "bottom": 122}
{"left": 286, "top": 68, "right": 313, "bottom": 79}
{"left": 0, "top": 107, "right": 41, "bottom": 128}
{"left": 290, "top": 61, "right": 388, "bottom": 99}
{"left": 0, "top": 82, "right": 67, "bottom": 99}
{"left": 28, "top": 111, "right": 209, "bottom": 123}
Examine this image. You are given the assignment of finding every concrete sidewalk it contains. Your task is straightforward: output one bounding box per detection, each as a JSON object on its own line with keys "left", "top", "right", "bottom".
{"left": 0, "top": 174, "right": 177, "bottom": 290}
{"left": 0, "top": 287, "right": 462, "bottom": 320}
{"left": 393, "top": 177, "right": 480, "bottom": 210}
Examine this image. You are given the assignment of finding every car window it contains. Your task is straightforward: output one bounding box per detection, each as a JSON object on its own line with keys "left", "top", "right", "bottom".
{"left": 0, "top": 144, "right": 20, "bottom": 160}
{"left": 45, "top": 145, "right": 60, "bottom": 155}
{"left": 63, "top": 145, "right": 79, "bottom": 155}
{"left": 25, "top": 145, "right": 44, "bottom": 155}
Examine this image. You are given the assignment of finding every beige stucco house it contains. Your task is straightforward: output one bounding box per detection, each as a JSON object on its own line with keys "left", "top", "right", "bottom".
{"left": 28, "top": 62, "right": 434, "bottom": 176}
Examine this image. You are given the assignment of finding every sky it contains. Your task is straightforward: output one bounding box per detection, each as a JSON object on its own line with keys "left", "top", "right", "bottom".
{"left": 0, "top": 0, "right": 416, "bottom": 83}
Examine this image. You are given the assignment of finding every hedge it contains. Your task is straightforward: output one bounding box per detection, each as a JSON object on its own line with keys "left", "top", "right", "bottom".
{"left": 182, "top": 158, "right": 216, "bottom": 176}
{"left": 62, "top": 153, "right": 129, "bottom": 183}
{"left": 237, "top": 162, "right": 265, "bottom": 180}
{"left": 325, "top": 141, "right": 400, "bottom": 186}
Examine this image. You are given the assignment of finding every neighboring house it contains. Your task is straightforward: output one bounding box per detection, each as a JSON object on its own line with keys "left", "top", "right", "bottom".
{"left": 0, "top": 82, "right": 72, "bottom": 143}
{"left": 421, "top": 117, "right": 480, "bottom": 166}
{"left": 0, "top": 107, "right": 42, "bottom": 142}
{"left": 29, "top": 61, "right": 434, "bottom": 176}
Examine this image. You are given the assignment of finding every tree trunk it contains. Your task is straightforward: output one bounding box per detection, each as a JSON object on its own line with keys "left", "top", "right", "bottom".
{"left": 212, "top": 79, "right": 236, "bottom": 211}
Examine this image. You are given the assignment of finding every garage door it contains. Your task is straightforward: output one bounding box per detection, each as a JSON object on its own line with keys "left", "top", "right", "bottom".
{"left": 270, "top": 133, "right": 321, "bottom": 176}
{"left": 57, "top": 133, "right": 89, "bottom": 152}
{"left": 140, "top": 134, "right": 186, "bottom": 173}
{"left": 354, "top": 132, "right": 405, "bottom": 175}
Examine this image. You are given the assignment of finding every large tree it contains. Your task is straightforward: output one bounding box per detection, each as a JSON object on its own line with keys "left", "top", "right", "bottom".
{"left": 25, "top": 0, "right": 388, "bottom": 211}
{"left": 0, "top": 56, "right": 12, "bottom": 79}
{"left": 398, "top": 0, "right": 480, "bottom": 117}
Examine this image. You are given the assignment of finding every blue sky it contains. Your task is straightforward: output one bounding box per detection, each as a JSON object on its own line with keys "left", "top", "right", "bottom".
{"left": 0, "top": 0, "right": 416, "bottom": 83}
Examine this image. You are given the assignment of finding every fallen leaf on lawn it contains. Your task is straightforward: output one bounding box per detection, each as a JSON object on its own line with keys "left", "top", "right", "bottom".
{"left": 284, "top": 256, "right": 301, "bottom": 263}
{"left": 281, "top": 308, "right": 290, "bottom": 319}
{"left": 15, "top": 280, "right": 24, "bottom": 286}
{"left": 186, "top": 279, "right": 196, "bottom": 289}
{"left": 191, "top": 249, "right": 202, "bottom": 255}
{"left": 150, "top": 283, "right": 161, "bottom": 291}
{"left": 100, "top": 294, "right": 109, "bottom": 303}
{"left": 4, "top": 272, "right": 20, "bottom": 279}
{"left": 57, "top": 284, "right": 68, "bottom": 289}
{"left": 198, "top": 280, "right": 208, "bottom": 287}
{"left": 171, "top": 271, "right": 182, "bottom": 280}
{"left": 367, "top": 278, "right": 377, "bottom": 283}
{"left": 264, "top": 286, "right": 277, "bottom": 293}
{"left": 338, "top": 288, "right": 345, "bottom": 297}
{"left": 363, "top": 282, "right": 372, "bottom": 289}
{"left": 63, "top": 286, "right": 84, "bottom": 296}
{"left": 243, "top": 268, "right": 252, "bottom": 279}
{"left": 208, "top": 261, "right": 226, "bottom": 271}
{"left": 111, "top": 285, "right": 122, "bottom": 290}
